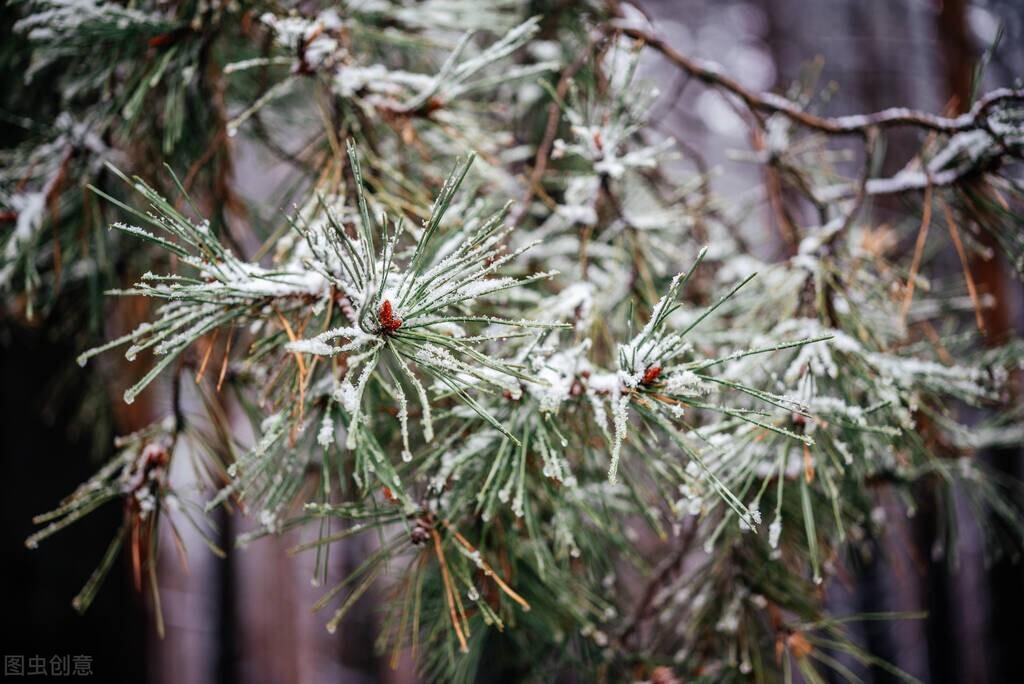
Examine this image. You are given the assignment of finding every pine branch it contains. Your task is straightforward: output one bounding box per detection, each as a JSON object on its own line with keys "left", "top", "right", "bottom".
{"left": 615, "top": 24, "right": 1024, "bottom": 137}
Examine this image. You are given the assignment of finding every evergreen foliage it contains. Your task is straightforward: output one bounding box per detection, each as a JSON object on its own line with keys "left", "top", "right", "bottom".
{"left": 3, "top": 1, "right": 1024, "bottom": 681}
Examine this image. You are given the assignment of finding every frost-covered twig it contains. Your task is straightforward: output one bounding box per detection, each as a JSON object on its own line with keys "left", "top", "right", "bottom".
{"left": 616, "top": 24, "right": 1024, "bottom": 137}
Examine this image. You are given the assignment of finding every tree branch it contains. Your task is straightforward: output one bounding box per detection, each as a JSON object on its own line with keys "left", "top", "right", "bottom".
{"left": 616, "top": 25, "right": 1024, "bottom": 137}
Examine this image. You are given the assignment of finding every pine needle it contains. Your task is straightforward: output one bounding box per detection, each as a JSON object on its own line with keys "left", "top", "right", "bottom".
{"left": 431, "top": 528, "right": 469, "bottom": 653}
{"left": 900, "top": 184, "right": 933, "bottom": 325}
{"left": 937, "top": 195, "right": 986, "bottom": 334}
{"left": 442, "top": 521, "right": 532, "bottom": 612}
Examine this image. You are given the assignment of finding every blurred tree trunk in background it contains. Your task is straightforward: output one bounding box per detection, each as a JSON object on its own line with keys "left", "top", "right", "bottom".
{"left": 936, "top": 1, "right": 1024, "bottom": 682}
{"left": 924, "top": 5, "right": 974, "bottom": 684}
{"left": 1, "top": 320, "right": 147, "bottom": 681}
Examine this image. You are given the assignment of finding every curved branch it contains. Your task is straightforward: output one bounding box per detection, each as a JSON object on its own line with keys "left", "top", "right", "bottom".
{"left": 617, "top": 25, "right": 1023, "bottom": 137}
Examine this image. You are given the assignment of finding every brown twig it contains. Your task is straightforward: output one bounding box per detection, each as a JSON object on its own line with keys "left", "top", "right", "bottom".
{"left": 617, "top": 26, "right": 1023, "bottom": 137}
{"left": 617, "top": 521, "right": 697, "bottom": 647}
{"left": 512, "top": 37, "right": 601, "bottom": 226}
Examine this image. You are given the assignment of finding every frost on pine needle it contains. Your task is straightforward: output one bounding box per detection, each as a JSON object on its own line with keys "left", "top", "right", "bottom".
{"left": 15, "top": 0, "right": 171, "bottom": 46}
{"left": 595, "top": 248, "right": 826, "bottom": 487}
{"left": 246, "top": 13, "right": 556, "bottom": 143}
{"left": 24, "top": 419, "right": 220, "bottom": 629}
{"left": 79, "top": 144, "right": 567, "bottom": 499}
{"left": 552, "top": 43, "right": 676, "bottom": 180}
{"left": 0, "top": 114, "right": 107, "bottom": 301}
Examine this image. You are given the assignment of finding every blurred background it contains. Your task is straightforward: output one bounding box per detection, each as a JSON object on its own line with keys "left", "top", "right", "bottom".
{"left": 2, "top": 0, "right": 1022, "bottom": 682}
